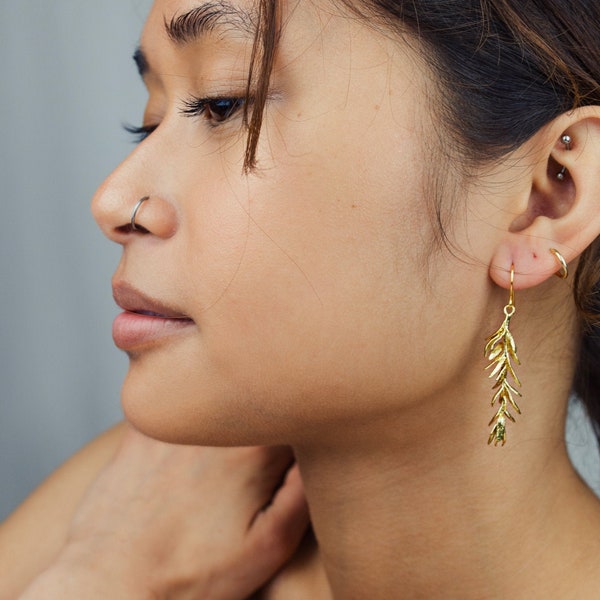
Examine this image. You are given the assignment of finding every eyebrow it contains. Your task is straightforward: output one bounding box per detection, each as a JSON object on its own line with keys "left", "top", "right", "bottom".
{"left": 133, "top": 2, "right": 257, "bottom": 79}
{"left": 165, "top": 1, "right": 257, "bottom": 44}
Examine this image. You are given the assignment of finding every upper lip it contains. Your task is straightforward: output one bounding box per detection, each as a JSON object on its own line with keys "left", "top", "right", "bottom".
{"left": 113, "top": 281, "right": 193, "bottom": 320}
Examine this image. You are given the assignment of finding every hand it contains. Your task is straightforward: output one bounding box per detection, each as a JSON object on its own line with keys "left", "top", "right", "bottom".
{"left": 19, "top": 425, "right": 309, "bottom": 599}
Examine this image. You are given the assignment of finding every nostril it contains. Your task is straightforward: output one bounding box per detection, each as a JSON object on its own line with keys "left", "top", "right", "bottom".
{"left": 93, "top": 191, "right": 178, "bottom": 241}
{"left": 117, "top": 223, "right": 151, "bottom": 235}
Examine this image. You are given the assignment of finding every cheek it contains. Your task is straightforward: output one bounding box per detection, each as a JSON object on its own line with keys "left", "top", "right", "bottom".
{"left": 122, "top": 75, "right": 483, "bottom": 443}
{"left": 180, "top": 166, "right": 433, "bottom": 415}
{"left": 121, "top": 161, "right": 489, "bottom": 446}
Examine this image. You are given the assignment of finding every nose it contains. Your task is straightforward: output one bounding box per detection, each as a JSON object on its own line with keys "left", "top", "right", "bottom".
{"left": 91, "top": 150, "right": 178, "bottom": 243}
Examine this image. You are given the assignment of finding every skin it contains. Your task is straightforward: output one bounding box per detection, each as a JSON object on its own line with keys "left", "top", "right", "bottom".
{"left": 4, "top": 424, "right": 309, "bottom": 599}
{"left": 0, "top": 424, "right": 128, "bottom": 599}
{"left": 7, "top": 0, "right": 600, "bottom": 597}
{"left": 94, "top": 0, "right": 444, "bottom": 446}
{"left": 94, "top": 0, "right": 600, "bottom": 597}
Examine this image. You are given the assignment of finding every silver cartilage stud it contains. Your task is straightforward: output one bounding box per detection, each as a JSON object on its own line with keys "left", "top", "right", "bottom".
{"left": 556, "top": 134, "right": 572, "bottom": 180}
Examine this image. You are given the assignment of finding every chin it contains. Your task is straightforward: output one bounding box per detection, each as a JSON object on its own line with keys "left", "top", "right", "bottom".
{"left": 119, "top": 365, "right": 288, "bottom": 448}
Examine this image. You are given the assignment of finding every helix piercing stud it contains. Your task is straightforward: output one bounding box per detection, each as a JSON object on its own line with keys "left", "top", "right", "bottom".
{"left": 556, "top": 134, "right": 572, "bottom": 181}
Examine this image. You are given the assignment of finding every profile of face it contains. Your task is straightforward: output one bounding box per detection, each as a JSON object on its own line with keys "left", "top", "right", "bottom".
{"left": 92, "top": 0, "right": 500, "bottom": 446}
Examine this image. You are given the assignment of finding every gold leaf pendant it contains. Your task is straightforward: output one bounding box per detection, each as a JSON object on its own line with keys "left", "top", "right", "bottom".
{"left": 484, "top": 267, "right": 522, "bottom": 446}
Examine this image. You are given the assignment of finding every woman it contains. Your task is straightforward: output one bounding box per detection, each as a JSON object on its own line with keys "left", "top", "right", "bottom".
{"left": 4, "top": 0, "right": 600, "bottom": 597}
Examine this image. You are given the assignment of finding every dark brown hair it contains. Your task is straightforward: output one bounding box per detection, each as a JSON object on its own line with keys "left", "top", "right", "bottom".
{"left": 246, "top": 0, "right": 600, "bottom": 437}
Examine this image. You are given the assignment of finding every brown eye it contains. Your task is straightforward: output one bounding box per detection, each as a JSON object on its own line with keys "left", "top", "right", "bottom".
{"left": 204, "top": 98, "right": 245, "bottom": 122}
{"left": 180, "top": 96, "right": 246, "bottom": 125}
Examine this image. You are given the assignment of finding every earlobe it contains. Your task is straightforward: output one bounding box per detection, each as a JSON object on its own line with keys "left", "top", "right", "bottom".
{"left": 489, "top": 108, "right": 600, "bottom": 290}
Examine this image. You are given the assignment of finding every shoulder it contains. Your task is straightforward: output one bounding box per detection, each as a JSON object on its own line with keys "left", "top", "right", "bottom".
{"left": 0, "top": 422, "right": 127, "bottom": 599}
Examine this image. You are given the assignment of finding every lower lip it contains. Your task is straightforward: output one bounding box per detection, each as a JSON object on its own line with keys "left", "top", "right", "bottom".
{"left": 112, "top": 311, "right": 195, "bottom": 350}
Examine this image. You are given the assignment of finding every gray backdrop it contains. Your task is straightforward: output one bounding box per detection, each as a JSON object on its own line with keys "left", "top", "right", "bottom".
{"left": 1, "top": 1, "right": 151, "bottom": 520}
{"left": 1, "top": 1, "right": 599, "bottom": 522}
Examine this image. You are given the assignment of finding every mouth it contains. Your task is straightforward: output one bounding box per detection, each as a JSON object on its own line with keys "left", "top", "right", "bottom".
{"left": 130, "top": 309, "right": 190, "bottom": 319}
{"left": 134, "top": 310, "right": 169, "bottom": 317}
{"left": 113, "top": 282, "right": 193, "bottom": 320}
{"left": 112, "top": 282, "right": 195, "bottom": 350}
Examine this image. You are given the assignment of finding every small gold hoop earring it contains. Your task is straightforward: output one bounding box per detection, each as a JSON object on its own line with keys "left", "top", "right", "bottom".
{"left": 484, "top": 264, "right": 522, "bottom": 446}
{"left": 549, "top": 248, "right": 568, "bottom": 279}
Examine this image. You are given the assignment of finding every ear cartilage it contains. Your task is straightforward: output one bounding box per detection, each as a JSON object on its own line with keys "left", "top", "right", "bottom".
{"left": 556, "top": 134, "right": 572, "bottom": 181}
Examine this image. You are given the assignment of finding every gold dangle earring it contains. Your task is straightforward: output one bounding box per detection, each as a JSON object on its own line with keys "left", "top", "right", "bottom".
{"left": 484, "top": 264, "right": 522, "bottom": 446}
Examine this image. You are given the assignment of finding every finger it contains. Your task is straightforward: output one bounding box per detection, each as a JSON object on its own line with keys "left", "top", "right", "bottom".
{"left": 247, "top": 463, "right": 309, "bottom": 567}
{"left": 239, "top": 446, "right": 295, "bottom": 509}
{"left": 262, "top": 463, "right": 308, "bottom": 527}
{"left": 255, "top": 445, "right": 296, "bottom": 476}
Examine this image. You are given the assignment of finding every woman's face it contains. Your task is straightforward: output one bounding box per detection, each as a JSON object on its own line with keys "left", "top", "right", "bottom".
{"left": 93, "top": 0, "right": 495, "bottom": 445}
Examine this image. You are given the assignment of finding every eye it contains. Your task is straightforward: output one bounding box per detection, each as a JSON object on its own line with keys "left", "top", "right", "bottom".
{"left": 123, "top": 123, "right": 159, "bottom": 143}
{"left": 180, "top": 95, "right": 246, "bottom": 125}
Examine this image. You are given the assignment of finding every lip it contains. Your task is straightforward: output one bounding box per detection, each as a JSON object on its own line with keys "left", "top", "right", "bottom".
{"left": 112, "top": 282, "right": 195, "bottom": 350}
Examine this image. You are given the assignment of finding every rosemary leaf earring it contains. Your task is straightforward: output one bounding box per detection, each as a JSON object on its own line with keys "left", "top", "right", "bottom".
{"left": 484, "top": 264, "right": 522, "bottom": 446}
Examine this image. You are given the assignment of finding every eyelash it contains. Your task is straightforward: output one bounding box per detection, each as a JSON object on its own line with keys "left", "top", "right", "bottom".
{"left": 123, "top": 123, "right": 158, "bottom": 143}
{"left": 124, "top": 95, "right": 247, "bottom": 143}
{"left": 180, "top": 95, "right": 247, "bottom": 124}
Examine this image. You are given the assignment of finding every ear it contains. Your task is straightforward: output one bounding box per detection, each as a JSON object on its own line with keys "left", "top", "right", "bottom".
{"left": 489, "top": 107, "right": 600, "bottom": 290}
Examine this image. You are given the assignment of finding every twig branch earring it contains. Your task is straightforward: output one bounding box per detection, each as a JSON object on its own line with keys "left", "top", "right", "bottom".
{"left": 484, "top": 265, "right": 522, "bottom": 446}
{"left": 556, "top": 134, "right": 572, "bottom": 181}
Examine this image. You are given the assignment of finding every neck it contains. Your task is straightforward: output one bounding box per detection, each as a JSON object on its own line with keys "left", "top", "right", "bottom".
{"left": 295, "top": 390, "right": 600, "bottom": 599}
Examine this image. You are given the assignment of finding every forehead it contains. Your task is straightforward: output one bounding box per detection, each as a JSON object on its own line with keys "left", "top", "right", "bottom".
{"left": 142, "top": 0, "right": 353, "bottom": 45}
{"left": 138, "top": 0, "right": 427, "bottom": 94}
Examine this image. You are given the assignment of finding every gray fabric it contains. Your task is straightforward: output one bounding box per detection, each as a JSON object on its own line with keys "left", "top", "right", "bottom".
{"left": 0, "top": 1, "right": 151, "bottom": 520}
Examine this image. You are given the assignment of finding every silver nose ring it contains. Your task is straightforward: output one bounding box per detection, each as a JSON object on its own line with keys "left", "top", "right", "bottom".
{"left": 131, "top": 196, "right": 149, "bottom": 231}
